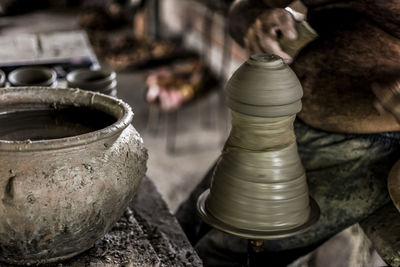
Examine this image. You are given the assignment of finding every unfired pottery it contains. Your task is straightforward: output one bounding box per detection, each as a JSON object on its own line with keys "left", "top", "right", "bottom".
{"left": 224, "top": 54, "right": 303, "bottom": 117}
{"left": 8, "top": 67, "right": 57, "bottom": 87}
{"left": 0, "top": 87, "right": 147, "bottom": 265}
{"left": 0, "top": 69, "right": 5, "bottom": 87}
{"left": 197, "top": 54, "right": 319, "bottom": 239}
{"left": 66, "top": 69, "right": 117, "bottom": 97}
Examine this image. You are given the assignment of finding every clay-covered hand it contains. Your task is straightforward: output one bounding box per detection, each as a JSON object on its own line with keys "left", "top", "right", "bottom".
{"left": 244, "top": 8, "right": 302, "bottom": 63}
{"left": 372, "top": 80, "right": 400, "bottom": 124}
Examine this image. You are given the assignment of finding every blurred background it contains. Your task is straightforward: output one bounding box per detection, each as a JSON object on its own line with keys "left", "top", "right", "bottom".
{"left": 0, "top": 1, "right": 387, "bottom": 266}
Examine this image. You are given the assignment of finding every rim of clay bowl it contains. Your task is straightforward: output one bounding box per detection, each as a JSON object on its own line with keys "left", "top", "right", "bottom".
{"left": 8, "top": 67, "right": 57, "bottom": 87}
{"left": 98, "top": 79, "right": 117, "bottom": 93}
{"left": 83, "top": 79, "right": 118, "bottom": 94}
{"left": 0, "top": 69, "right": 5, "bottom": 87}
{"left": 66, "top": 69, "right": 116, "bottom": 90}
{"left": 0, "top": 87, "right": 133, "bottom": 151}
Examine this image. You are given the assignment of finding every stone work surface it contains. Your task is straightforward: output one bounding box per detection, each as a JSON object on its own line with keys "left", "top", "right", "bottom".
{"left": 0, "top": 177, "right": 202, "bottom": 267}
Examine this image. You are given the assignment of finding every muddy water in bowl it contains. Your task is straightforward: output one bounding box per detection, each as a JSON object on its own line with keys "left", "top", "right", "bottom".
{"left": 0, "top": 107, "right": 116, "bottom": 141}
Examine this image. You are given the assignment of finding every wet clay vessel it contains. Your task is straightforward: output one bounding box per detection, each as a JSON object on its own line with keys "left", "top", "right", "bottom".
{"left": 197, "top": 54, "right": 319, "bottom": 239}
{"left": 8, "top": 67, "right": 57, "bottom": 87}
{"left": 0, "top": 87, "right": 147, "bottom": 265}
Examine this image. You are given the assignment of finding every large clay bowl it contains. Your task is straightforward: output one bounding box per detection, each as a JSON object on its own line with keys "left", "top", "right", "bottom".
{"left": 0, "top": 87, "right": 147, "bottom": 265}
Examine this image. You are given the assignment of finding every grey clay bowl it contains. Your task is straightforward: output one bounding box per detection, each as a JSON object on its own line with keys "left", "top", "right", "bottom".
{"left": 8, "top": 67, "right": 57, "bottom": 87}
{"left": 66, "top": 69, "right": 116, "bottom": 92}
{"left": 0, "top": 70, "right": 5, "bottom": 87}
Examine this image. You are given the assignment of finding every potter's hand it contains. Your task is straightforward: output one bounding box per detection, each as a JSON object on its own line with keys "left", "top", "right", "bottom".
{"left": 372, "top": 80, "right": 400, "bottom": 124}
{"left": 244, "top": 8, "right": 302, "bottom": 63}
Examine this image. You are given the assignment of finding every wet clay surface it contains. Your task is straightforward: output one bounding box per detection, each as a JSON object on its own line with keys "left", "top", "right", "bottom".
{"left": 0, "top": 177, "right": 202, "bottom": 267}
{"left": 0, "top": 107, "right": 116, "bottom": 141}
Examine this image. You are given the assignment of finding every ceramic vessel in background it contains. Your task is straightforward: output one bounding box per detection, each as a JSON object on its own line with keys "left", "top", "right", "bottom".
{"left": 66, "top": 69, "right": 117, "bottom": 97}
{"left": 0, "top": 69, "right": 6, "bottom": 87}
{"left": 0, "top": 87, "right": 147, "bottom": 265}
{"left": 8, "top": 67, "right": 57, "bottom": 87}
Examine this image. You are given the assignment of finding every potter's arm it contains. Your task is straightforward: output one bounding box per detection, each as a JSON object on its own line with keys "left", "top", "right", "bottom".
{"left": 229, "top": 0, "right": 302, "bottom": 63}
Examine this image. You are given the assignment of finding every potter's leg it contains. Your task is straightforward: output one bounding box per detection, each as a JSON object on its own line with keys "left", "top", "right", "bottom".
{"left": 175, "top": 163, "right": 215, "bottom": 244}
{"left": 191, "top": 120, "right": 400, "bottom": 266}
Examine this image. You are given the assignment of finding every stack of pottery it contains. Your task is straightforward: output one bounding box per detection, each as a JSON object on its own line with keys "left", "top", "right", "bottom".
{"left": 66, "top": 69, "right": 117, "bottom": 97}
{"left": 0, "top": 87, "right": 147, "bottom": 264}
{"left": 8, "top": 67, "right": 57, "bottom": 87}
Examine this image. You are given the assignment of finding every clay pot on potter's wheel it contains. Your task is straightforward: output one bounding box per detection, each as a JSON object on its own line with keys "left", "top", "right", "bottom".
{"left": 0, "top": 87, "right": 147, "bottom": 265}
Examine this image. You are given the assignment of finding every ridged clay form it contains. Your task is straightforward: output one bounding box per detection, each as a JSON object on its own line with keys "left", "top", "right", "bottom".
{"left": 225, "top": 54, "right": 303, "bottom": 117}
{"left": 197, "top": 54, "right": 319, "bottom": 239}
